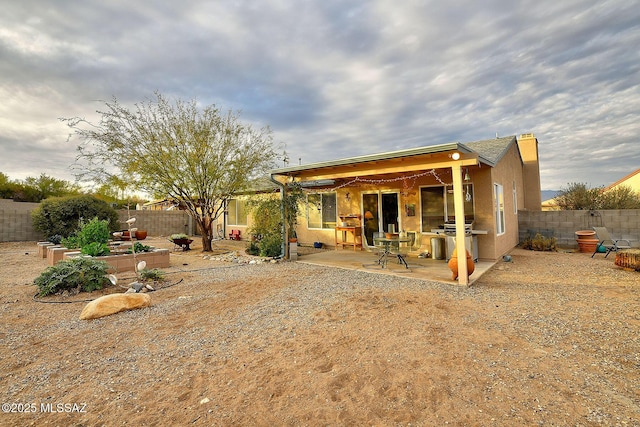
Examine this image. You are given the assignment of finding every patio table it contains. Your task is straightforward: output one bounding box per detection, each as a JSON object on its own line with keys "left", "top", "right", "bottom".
{"left": 373, "top": 236, "right": 412, "bottom": 269}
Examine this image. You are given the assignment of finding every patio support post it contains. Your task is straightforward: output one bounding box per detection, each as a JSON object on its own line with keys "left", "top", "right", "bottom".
{"left": 451, "top": 163, "right": 469, "bottom": 286}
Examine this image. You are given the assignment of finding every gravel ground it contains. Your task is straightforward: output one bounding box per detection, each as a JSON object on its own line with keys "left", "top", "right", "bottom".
{"left": 0, "top": 239, "right": 639, "bottom": 426}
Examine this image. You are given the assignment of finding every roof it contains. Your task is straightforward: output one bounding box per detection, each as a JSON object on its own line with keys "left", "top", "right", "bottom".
{"left": 603, "top": 168, "right": 640, "bottom": 192}
{"left": 463, "top": 136, "right": 518, "bottom": 166}
{"left": 271, "top": 135, "right": 517, "bottom": 176}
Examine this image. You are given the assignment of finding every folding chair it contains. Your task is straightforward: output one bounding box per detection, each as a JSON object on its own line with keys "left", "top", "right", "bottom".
{"left": 591, "top": 227, "right": 631, "bottom": 258}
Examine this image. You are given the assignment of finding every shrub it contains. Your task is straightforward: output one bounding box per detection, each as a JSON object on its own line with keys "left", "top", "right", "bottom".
{"left": 77, "top": 217, "right": 111, "bottom": 247}
{"left": 48, "top": 234, "right": 63, "bottom": 245}
{"left": 31, "top": 195, "right": 119, "bottom": 238}
{"left": 246, "top": 241, "right": 260, "bottom": 256}
{"left": 34, "top": 257, "right": 111, "bottom": 296}
{"left": 139, "top": 268, "right": 165, "bottom": 282}
{"left": 522, "top": 232, "right": 557, "bottom": 252}
{"left": 259, "top": 233, "right": 282, "bottom": 257}
{"left": 81, "top": 242, "right": 110, "bottom": 257}
{"left": 128, "top": 242, "right": 151, "bottom": 253}
{"left": 61, "top": 234, "right": 80, "bottom": 249}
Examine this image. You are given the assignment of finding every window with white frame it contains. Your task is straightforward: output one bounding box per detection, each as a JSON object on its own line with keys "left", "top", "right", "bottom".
{"left": 227, "top": 199, "right": 248, "bottom": 226}
{"left": 494, "top": 183, "right": 505, "bottom": 235}
{"left": 307, "top": 193, "right": 337, "bottom": 229}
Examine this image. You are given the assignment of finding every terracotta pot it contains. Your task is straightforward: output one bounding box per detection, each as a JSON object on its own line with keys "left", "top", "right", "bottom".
{"left": 134, "top": 230, "right": 147, "bottom": 240}
{"left": 577, "top": 238, "right": 599, "bottom": 253}
{"left": 447, "top": 248, "right": 475, "bottom": 280}
{"left": 575, "top": 230, "right": 596, "bottom": 239}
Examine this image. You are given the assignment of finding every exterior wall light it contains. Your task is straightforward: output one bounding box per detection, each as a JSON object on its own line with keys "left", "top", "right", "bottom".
{"left": 451, "top": 152, "right": 461, "bottom": 160}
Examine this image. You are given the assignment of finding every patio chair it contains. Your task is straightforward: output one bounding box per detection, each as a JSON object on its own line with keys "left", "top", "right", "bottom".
{"left": 591, "top": 227, "right": 631, "bottom": 258}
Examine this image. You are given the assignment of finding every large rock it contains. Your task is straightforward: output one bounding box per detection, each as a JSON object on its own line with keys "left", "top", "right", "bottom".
{"left": 79, "top": 293, "right": 151, "bottom": 320}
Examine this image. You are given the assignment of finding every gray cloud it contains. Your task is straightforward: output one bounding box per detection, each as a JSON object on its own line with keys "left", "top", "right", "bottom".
{"left": 1, "top": 0, "right": 639, "bottom": 191}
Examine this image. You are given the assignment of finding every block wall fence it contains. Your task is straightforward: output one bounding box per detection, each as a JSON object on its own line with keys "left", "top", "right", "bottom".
{"left": 0, "top": 201, "right": 195, "bottom": 242}
{"left": 518, "top": 209, "right": 640, "bottom": 248}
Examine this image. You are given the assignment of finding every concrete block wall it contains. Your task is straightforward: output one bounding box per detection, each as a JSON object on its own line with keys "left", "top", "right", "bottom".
{"left": 116, "top": 210, "right": 194, "bottom": 237}
{"left": 0, "top": 210, "right": 44, "bottom": 242}
{"left": 518, "top": 209, "right": 640, "bottom": 248}
{"left": 0, "top": 205, "right": 195, "bottom": 242}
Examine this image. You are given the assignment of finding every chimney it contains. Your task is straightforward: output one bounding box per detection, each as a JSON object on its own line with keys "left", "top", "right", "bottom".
{"left": 517, "top": 133, "right": 542, "bottom": 210}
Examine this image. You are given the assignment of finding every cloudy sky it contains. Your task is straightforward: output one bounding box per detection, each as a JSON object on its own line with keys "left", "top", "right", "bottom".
{"left": 1, "top": 0, "right": 639, "bottom": 191}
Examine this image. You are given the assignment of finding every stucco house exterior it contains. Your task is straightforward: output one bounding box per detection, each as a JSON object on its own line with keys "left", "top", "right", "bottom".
{"left": 257, "top": 133, "right": 542, "bottom": 268}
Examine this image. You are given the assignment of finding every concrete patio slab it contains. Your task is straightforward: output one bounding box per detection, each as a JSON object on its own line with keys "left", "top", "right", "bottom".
{"left": 296, "top": 248, "right": 497, "bottom": 286}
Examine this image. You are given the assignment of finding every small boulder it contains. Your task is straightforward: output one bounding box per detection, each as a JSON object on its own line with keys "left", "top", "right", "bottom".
{"left": 79, "top": 293, "right": 151, "bottom": 320}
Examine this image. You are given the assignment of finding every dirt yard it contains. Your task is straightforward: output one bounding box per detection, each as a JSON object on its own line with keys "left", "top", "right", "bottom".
{"left": 1, "top": 237, "right": 639, "bottom": 426}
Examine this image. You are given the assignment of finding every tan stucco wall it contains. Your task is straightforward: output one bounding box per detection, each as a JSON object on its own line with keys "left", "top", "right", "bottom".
{"left": 484, "top": 143, "right": 526, "bottom": 260}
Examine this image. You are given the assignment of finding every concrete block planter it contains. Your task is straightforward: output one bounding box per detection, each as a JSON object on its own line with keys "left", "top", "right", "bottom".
{"left": 38, "top": 242, "right": 56, "bottom": 258}
{"left": 47, "top": 246, "right": 76, "bottom": 265}
{"left": 63, "top": 249, "right": 170, "bottom": 273}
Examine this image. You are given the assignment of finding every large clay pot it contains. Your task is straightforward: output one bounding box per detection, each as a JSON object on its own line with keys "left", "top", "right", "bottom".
{"left": 448, "top": 248, "right": 475, "bottom": 280}
{"left": 575, "top": 230, "right": 597, "bottom": 253}
{"left": 135, "top": 230, "right": 148, "bottom": 240}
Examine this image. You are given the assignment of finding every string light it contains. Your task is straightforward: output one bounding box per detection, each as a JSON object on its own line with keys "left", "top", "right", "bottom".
{"left": 303, "top": 169, "right": 451, "bottom": 194}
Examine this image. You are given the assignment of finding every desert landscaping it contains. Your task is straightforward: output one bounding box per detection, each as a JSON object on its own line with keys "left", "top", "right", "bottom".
{"left": 1, "top": 237, "right": 639, "bottom": 426}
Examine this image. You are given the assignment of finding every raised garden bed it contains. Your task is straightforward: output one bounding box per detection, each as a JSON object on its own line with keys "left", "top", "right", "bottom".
{"left": 63, "top": 249, "right": 170, "bottom": 273}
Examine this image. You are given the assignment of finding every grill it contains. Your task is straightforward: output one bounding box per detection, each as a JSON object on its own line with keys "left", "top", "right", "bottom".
{"left": 443, "top": 221, "right": 474, "bottom": 236}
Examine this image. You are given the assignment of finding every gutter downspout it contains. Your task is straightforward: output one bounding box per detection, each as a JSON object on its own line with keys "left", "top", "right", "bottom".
{"left": 269, "top": 173, "right": 287, "bottom": 259}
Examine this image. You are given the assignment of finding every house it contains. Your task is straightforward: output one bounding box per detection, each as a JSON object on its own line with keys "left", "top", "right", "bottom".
{"left": 266, "top": 133, "right": 541, "bottom": 278}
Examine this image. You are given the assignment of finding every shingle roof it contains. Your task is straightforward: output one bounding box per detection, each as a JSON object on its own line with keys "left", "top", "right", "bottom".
{"left": 463, "top": 135, "right": 517, "bottom": 166}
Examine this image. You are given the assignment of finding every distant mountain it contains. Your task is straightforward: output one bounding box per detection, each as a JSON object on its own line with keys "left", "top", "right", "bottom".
{"left": 541, "top": 190, "right": 559, "bottom": 201}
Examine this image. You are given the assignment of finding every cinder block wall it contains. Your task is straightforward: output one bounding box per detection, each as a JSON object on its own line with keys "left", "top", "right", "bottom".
{"left": 518, "top": 209, "right": 640, "bottom": 248}
{"left": 116, "top": 210, "right": 195, "bottom": 237}
{"left": 0, "top": 210, "right": 44, "bottom": 242}
{"left": 0, "top": 201, "right": 195, "bottom": 242}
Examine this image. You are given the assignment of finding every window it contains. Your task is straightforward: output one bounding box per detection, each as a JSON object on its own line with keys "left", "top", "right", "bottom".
{"left": 227, "top": 199, "right": 248, "bottom": 226}
{"left": 307, "top": 193, "right": 337, "bottom": 229}
{"left": 420, "top": 185, "right": 475, "bottom": 232}
{"left": 494, "top": 183, "right": 505, "bottom": 235}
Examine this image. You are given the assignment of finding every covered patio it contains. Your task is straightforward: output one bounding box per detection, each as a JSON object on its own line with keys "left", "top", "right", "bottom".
{"left": 295, "top": 247, "right": 497, "bottom": 285}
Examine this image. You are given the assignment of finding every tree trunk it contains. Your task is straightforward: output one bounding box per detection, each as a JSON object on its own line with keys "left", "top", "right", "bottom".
{"left": 196, "top": 216, "right": 213, "bottom": 252}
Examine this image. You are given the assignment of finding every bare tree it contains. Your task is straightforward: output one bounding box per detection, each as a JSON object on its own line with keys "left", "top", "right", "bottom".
{"left": 63, "top": 92, "right": 277, "bottom": 251}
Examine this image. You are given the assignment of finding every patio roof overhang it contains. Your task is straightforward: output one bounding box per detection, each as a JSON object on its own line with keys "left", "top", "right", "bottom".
{"left": 270, "top": 143, "right": 480, "bottom": 184}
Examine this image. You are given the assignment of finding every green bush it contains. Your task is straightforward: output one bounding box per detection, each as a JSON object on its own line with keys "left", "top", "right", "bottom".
{"left": 31, "top": 195, "right": 120, "bottom": 238}
{"left": 246, "top": 241, "right": 260, "bottom": 256}
{"left": 81, "top": 242, "right": 110, "bottom": 257}
{"left": 34, "top": 257, "right": 111, "bottom": 297}
{"left": 128, "top": 242, "right": 151, "bottom": 253}
{"left": 139, "top": 268, "right": 165, "bottom": 282}
{"left": 61, "top": 234, "right": 80, "bottom": 249}
{"left": 259, "top": 233, "right": 282, "bottom": 257}
{"left": 77, "top": 217, "right": 111, "bottom": 247}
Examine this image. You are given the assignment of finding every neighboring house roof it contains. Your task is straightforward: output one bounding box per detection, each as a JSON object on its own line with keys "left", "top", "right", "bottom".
{"left": 271, "top": 135, "right": 517, "bottom": 176}
{"left": 603, "top": 168, "right": 640, "bottom": 192}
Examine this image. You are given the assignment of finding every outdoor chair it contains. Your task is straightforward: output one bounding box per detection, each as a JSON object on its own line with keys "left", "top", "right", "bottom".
{"left": 591, "top": 226, "right": 631, "bottom": 258}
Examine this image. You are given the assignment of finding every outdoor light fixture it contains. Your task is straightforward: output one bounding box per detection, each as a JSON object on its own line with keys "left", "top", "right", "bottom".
{"left": 464, "top": 168, "right": 470, "bottom": 182}
{"left": 450, "top": 152, "right": 461, "bottom": 160}
{"left": 345, "top": 192, "right": 350, "bottom": 201}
